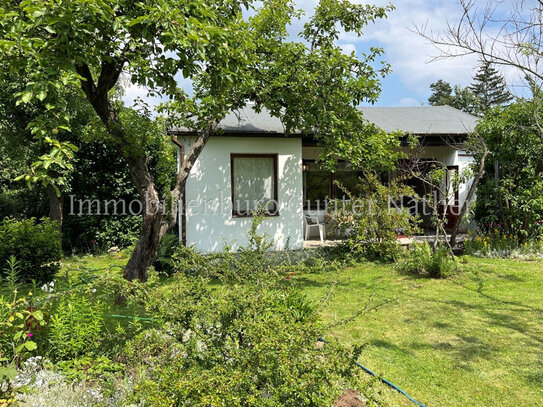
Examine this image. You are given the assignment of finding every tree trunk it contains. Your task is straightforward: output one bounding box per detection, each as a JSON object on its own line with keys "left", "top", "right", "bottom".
{"left": 122, "top": 154, "right": 170, "bottom": 282}
{"left": 46, "top": 184, "right": 63, "bottom": 232}
{"left": 75, "top": 60, "right": 212, "bottom": 282}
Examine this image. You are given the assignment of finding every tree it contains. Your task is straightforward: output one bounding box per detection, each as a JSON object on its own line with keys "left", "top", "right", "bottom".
{"left": 0, "top": 68, "right": 89, "bottom": 230}
{"left": 0, "top": 0, "right": 399, "bottom": 281}
{"left": 416, "top": 0, "right": 543, "bottom": 140}
{"left": 428, "top": 80, "right": 478, "bottom": 115}
{"left": 469, "top": 60, "right": 513, "bottom": 114}
{"left": 473, "top": 100, "right": 543, "bottom": 241}
{"left": 428, "top": 80, "right": 453, "bottom": 106}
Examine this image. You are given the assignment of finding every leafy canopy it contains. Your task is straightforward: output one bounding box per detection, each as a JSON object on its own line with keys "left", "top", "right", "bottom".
{"left": 474, "top": 100, "right": 543, "bottom": 240}
{"left": 0, "top": 0, "right": 399, "bottom": 172}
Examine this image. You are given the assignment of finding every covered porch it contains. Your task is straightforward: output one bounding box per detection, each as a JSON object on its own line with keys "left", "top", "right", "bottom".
{"left": 301, "top": 144, "right": 469, "bottom": 242}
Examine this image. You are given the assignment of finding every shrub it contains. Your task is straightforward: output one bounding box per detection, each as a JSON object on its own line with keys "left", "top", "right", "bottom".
{"left": 46, "top": 293, "right": 104, "bottom": 361}
{"left": 117, "top": 219, "right": 389, "bottom": 406}
{"left": 154, "top": 232, "right": 181, "bottom": 274}
{"left": 170, "top": 215, "right": 342, "bottom": 280}
{"left": 14, "top": 361, "right": 109, "bottom": 407}
{"left": 397, "top": 241, "right": 455, "bottom": 278}
{"left": 0, "top": 259, "right": 46, "bottom": 405}
{"left": 331, "top": 173, "right": 419, "bottom": 261}
{"left": 62, "top": 215, "right": 141, "bottom": 254}
{"left": 473, "top": 101, "right": 543, "bottom": 240}
{"left": 55, "top": 356, "right": 123, "bottom": 383}
{"left": 125, "top": 271, "right": 377, "bottom": 407}
{"left": 0, "top": 218, "right": 62, "bottom": 283}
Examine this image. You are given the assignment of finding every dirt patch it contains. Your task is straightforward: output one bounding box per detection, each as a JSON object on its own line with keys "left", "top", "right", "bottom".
{"left": 334, "top": 389, "right": 366, "bottom": 407}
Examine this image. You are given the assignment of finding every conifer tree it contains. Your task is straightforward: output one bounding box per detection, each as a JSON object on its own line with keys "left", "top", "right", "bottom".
{"left": 428, "top": 80, "right": 453, "bottom": 106}
{"left": 469, "top": 61, "right": 513, "bottom": 114}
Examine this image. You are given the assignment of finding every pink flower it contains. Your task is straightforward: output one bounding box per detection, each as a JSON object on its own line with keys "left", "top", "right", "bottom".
{"left": 27, "top": 333, "right": 33, "bottom": 338}
{"left": 285, "top": 276, "right": 290, "bottom": 280}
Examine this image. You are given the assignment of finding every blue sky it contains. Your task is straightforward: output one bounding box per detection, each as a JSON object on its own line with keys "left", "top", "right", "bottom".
{"left": 336, "top": 0, "right": 481, "bottom": 107}
{"left": 124, "top": 0, "right": 510, "bottom": 108}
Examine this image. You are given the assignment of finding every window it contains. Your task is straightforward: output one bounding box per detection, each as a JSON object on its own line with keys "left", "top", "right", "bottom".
{"left": 231, "top": 154, "right": 278, "bottom": 216}
{"left": 302, "top": 160, "right": 367, "bottom": 209}
{"left": 303, "top": 161, "right": 331, "bottom": 209}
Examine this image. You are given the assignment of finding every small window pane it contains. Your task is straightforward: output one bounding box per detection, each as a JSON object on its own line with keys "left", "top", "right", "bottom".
{"left": 232, "top": 156, "right": 276, "bottom": 215}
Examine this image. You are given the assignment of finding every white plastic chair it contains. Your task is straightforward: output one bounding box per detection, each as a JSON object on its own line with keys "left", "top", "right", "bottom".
{"left": 305, "top": 216, "right": 325, "bottom": 242}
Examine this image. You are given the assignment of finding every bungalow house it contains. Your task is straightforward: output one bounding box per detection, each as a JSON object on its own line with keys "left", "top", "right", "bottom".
{"left": 169, "top": 106, "right": 479, "bottom": 253}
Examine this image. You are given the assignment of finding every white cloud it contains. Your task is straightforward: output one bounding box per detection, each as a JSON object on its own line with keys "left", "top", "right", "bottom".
{"left": 121, "top": 0, "right": 523, "bottom": 109}
{"left": 343, "top": 1, "right": 479, "bottom": 89}
{"left": 339, "top": 43, "right": 357, "bottom": 55}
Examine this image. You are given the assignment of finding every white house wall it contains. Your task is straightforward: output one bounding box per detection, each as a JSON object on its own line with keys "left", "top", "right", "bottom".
{"left": 414, "top": 146, "right": 474, "bottom": 209}
{"left": 179, "top": 136, "right": 304, "bottom": 253}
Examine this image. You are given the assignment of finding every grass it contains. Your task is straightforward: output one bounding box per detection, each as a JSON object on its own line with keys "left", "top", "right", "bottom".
{"left": 297, "top": 257, "right": 543, "bottom": 407}
{"left": 56, "top": 253, "right": 543, "bottom": 406}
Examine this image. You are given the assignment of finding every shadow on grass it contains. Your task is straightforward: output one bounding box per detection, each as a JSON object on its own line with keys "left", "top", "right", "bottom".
{"left": 368, "top": 339, "right": 415, "bottom": 357}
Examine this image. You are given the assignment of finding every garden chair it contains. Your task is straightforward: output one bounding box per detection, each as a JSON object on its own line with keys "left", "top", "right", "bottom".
{"left": 305, "top": 215, "right": 326, "bottom": 242}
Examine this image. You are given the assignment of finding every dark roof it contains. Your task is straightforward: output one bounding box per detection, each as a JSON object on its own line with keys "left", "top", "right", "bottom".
{"left": 169, "top": 105, "right": 478, "bottom": 136}
{"left": 358, "top": 106, "right": 478, "bottom": 134}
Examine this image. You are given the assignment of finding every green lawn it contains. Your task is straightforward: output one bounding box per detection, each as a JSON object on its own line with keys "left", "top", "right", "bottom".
{"left": 59, "top": 254, "right": 543, "bottom": 406}
{"left": 298, "top": 257, "right": 543, "bottom": 407}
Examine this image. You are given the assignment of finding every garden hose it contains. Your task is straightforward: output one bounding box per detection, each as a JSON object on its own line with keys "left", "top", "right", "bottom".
{"left": 317, "top": 338, "right": 427, "bottom": 407}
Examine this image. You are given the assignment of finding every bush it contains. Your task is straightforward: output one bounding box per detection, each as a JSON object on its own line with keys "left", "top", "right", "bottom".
{"left": 331, "top": 173, "right": 419, "bottom": 261}
{"left": 474, "top": 101, "right": 543, "bottom": 240}
{"left": 170, "top": 216, "right": 342, "bottom": 280}
{"left": 397, "top": 241, "right": 455, "bottom": 278}
{"left": 47, "top": 293, "right": 104, "bottom": 361}
{"left": 125, "top": 272, "right": 376, "bottom": 407}
{"left": 0, "top": 218, "right": 62, "bottom": 283}
{"left": 154, "top": 232, "right": 181, "bottom": 274}
{"left": 115, "top": 217, "right": 388, "bottom": 406}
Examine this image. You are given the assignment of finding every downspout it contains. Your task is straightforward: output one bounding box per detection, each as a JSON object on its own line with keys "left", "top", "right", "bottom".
{"left": 170, "top": 134, "right": 187, "bottom": 246}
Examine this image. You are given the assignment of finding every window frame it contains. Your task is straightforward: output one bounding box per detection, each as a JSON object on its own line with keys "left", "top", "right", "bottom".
{"left": 230, "top": 153, "right": 279, "bottom": 217}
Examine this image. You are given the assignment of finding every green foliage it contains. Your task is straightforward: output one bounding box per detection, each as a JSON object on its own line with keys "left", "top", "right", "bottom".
{"left": 62, "top": 115, "right": 176, "bottom": 252}
{"left": 1, "top": 0, "right": 400, "bottom": 189}
{"left": 154, "top": 233, "right": 181, "bottom": 274}
{"left": 396, "top": 241, "right": 455, "bottom": 278}
{"left": 0, "top": 258, "right": 45, "bottom": 406}
{"left": 465, "top": 230, "right": 543, "bottom": 258}
{"left": 469, "top": 61, "right": 513, "bottom": 114}
{"left": 0, "top": 267, "right": 44, "bottom": 366}
{"left": 55, "top": 356, "right": 123, "bottom": 383}
{"left": 125, "top": 274, "right": 370, "bottom": 406}
{"left": 473, "top": 100, "right": 543, "bottom": 240}
{"left": 15, "top": 138, "right": 78, "bottom": 196}
{"left": 2, "top": 0, "right": 402, "bottom": 279}
{"left": 0, "top": 218, "right": 61, "bottom": 283}
{"left": 331, "top": 173, "right": 419, "bottom": 261}
{"left": 428, "top": 79, "right": 479, "bottom": 115}
{"left": 429, "top": 62, "right": 512, "bottom": 116}
{"left": 171, "top": 215, "right": 342, "bottom": 280}
{"left": 47, "top": 293, "right": 104, "bottom": 361}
